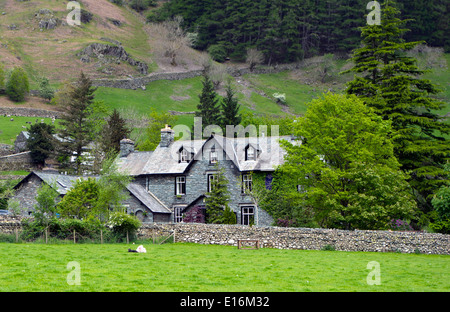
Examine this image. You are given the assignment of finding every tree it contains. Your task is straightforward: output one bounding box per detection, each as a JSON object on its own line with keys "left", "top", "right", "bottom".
{"left": 205, "top": 162, "right": 231, "bottom": 224}
{"left": 6, "top": 67, "right": 29, "bottom": 102}
{"left": 101, "top": 109, "right": 131, "bottom": 154}
{"left": 220, "top": 83, "right": 241, "bottom": 130}
{"left": 344, "top": 0, "right": 450, "bottom": 215}
{"left": 94, "top": 154, "right": 132, "bottom": 222}
{"left": 0, "top": 64, "right": 6, "bottom": 93}
{"left": 195, "top": 73, "right": 221, "bottom": 132}
{"left": 37, "top": 76, "right": 55, "bottom": 102}
{"left": 57, "top": 178, "right": 99, "bottom": 219}
{"left": 34, "top": 182, "right": 59, "bottom": 227}
{"left": 430, "top": 163, "right": 450, "bottom": 233}
{"left": 56, "top": 72, "right": 98, "bottom": 175}
{"left": 137, "top": 109, "right": 178, "bottom": 151}
{"left": 246, "top": 48, "right": 264, "bottom": 71}
{"left": 279, "top": 93, "right": 416, "bottom": 230}
{"left": 27, "top": 122, "right": 55, "bottom": 166}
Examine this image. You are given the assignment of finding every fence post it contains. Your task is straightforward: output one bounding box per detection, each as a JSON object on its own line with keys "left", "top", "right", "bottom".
{"left": 101, "top": 229, "right": 103, "bottom": 244}
{"left": 15, "top": 227, "right": 19, "bottom": 243}
{"left": 45, "top": 227, "right": 48, "bottom": 244}
{"left": 126, "top": 231, "right": 129, "bottom": 244}
{"left": 73, "top": 229, "right": 76, "bottom": 244}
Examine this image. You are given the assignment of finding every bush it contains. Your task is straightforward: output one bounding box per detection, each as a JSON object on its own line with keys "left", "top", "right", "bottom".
{"left": 207, "top": 44, "right": 227, "bottom": 63}
{"left": 6, "top": 67, "right": 29, "bottom": 102}
{"left": 107, "top": 212, "right": 141, "bottom": 239}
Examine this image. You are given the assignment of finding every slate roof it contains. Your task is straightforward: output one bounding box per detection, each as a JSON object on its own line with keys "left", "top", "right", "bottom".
{"left": 118, "top": 134, "right": 294, "bottom": 175}
{"left": 126, "top": 182, "right": 171, "bottom": 214}
{"left": 14, "top": 172, "right": 170, "bottom": 214}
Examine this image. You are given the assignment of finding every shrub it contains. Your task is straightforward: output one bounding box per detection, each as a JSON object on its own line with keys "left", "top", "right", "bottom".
{"left": 6, "top": 67, "right": 29, "bottom": 102}
{"left": 107, "top": 212, "right": 141, "bottom": 238}
{"left": 207, "top": 44, "right": 227, "bottom": 63}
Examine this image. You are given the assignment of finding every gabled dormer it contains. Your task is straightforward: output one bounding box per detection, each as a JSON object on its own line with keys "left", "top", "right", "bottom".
{"left": 178, "top": 146, "right": 195, "bottom": 163}
{"left": 245, "top": 143, "right": 261, "bottom": 161}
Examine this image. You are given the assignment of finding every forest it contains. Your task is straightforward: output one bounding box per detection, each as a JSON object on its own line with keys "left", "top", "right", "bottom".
{"left": 151, "top": 0, "right": 449, "bottom": 63}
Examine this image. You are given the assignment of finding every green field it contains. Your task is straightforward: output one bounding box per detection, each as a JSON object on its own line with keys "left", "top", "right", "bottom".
{"left": 0, "top": 116, "right": 56, "bottom": 145}
{"left": 0, "top": 242, "right": 448, "bottom": 292}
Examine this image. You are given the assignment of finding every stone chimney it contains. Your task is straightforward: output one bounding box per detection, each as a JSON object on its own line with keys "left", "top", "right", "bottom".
{"left": 160, "top": 124, "right": 174, "bottom": 147}
{"left": 120, "top": 138, "right": 135, "bottom": 157}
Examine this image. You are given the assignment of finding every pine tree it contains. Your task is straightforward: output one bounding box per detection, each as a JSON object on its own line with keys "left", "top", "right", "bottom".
{"left": 344, "top": 0, "right": 450, "bottom": 214}
{"left": 220, "top": 83, "right": 241, "bottom": 131}
{"left": 27, "top": 122, "right": 55, "bottom": 166}
{"left": 101, "top": 109, "right": 131, "bottom": 154}
{"left": 57, "top": 72, "right": 97, "bottom": 175}
{"left": 196, "top": 73, "right": 221, "bottom": 132}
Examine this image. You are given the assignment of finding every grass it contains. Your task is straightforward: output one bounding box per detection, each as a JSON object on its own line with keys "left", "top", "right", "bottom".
{"left": 0, "top": 242, "right": 448, "bottom": 292}
{"left": 0, "top": 116, "right": 56, "bottom": 145}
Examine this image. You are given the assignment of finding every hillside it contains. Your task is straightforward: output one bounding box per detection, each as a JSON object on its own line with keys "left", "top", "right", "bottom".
{"left": 0, "top": 0, "right": 157, "bottom": 83}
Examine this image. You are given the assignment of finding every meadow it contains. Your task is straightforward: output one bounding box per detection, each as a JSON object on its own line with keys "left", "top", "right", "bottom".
{"left": 0, "top": 242, "right": 448, "bottom": 292}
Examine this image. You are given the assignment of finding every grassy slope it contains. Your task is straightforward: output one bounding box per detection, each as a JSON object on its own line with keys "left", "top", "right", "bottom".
{"left": 0, "top": 242, "right": 448, "bottom": 292}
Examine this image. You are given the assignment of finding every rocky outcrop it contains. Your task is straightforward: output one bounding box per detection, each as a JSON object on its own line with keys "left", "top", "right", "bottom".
{"left": 35, "top": 9, "right": 60, "bottom": 30}
{"left": 77, "top": 43, "right": 148, "bottom": 75}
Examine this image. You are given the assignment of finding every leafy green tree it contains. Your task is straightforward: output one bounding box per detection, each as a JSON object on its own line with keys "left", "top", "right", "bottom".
{"left": 205, "top": 162, "right": 231, "bottom": 224}
{"left": 137, "top": 109, "right": 178, "bottom": 151}
{"left": 94, "top": 154, "right": 132, "bottom": 222}
{"left": 27, "top": 122, "right": 55, "bottom": 166}
{"left": 57, "top": 178, "right": 99, "bottom": 220}
{"left": 37, "top": 76, "right": 55, "bottom": 102}
{"left": 6, "top": 67, "right": 29, "bottom": 102}
{"left": 430, "top": 163, "right": 450, "bottom": 233}
{"left": 344, "top": 0, "right": 450, "bottom": 214}
{"left": 279, "top": 93, "right": 416, "bottom": 230}
{"left": 34, "top": 182, "right": 59, "bottom": 227}
{"left": 56, "top": 72, "right": 98, "bottom": 174}
{"left": 0, "top": 64, "right": 6, "bottom": 93}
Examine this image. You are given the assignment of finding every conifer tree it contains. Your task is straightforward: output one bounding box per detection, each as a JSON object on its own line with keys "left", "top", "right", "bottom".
{"left": 196, "top": 73, "right": 221, "bottom": 132}
{"left": 344, "top": 0, "right": 450, "bottom": 214}
{"left": 205, "top": 163, "right": 231, "bottom": 224}
{"left": 220, "top": 83, "right": 241, "bottom": 131}
{"left": 101, "top": 109, "right": 131, "bottom": 154}
{"left": 57, "top": 72, "right": 97, "bottom": 175}
{"left": 27, "top": 122, "right": 55, "bottom": 166}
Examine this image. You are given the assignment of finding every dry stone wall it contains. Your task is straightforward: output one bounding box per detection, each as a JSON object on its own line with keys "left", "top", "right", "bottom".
{"left": 1, "top": 218, "right": 448, "bottom": 255}
{"left": 138, "top": 223, "right": 449, "bottom": 255}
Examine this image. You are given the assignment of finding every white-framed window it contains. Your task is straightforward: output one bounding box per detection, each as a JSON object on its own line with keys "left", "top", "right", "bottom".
{"left": 241, "top": 206, "right": 255, "bottom": 225}
{"left": 246, "top": 146, "right": 255, "bottom": 161}
{"left": 242, "top": 174, "right": 252, "bottom": 194}
{"left": 180, "top": 149, "right": 189, "bottom": 162}
{"left": 210, "top": 150, "right": 218, "bottom": 164}
{"left": 207, "top": 174, "right": 219, "bottom": 192}
{"left": 175, "top": 176, "right": 186, "bottom": 195}
{"left": 174, "top": 206, "right": 184, "bottom": 223}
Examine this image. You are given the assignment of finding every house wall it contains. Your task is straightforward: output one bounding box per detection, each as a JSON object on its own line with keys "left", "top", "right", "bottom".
{"left": 141, "top": 141, "right": 274, "bottom": 226}
{"left": 12, "top": 174, "right": 46, "bottom": 215}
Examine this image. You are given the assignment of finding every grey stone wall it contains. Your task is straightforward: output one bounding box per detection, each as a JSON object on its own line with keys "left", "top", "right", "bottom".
{"left": 137, "top": 223, "right": 450, "bottom": 255}
{"left": 0, "top": 152, "right": 35, "bottom": 172}
{"left": 0, "top": 107, "right": 61, "bottom": 118}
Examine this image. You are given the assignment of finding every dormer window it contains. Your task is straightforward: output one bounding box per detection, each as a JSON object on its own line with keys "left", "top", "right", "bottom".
{"left": 245, "top": 144, "right": 260, "bottom": 161}
{"left": 180, "top": 149, "right": 189, "bottom": 162}
{"left": 210, "top": 147, "right": 218, "bottom": 164}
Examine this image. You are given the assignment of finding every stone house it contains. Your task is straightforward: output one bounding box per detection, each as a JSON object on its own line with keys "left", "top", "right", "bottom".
{"left": 10, "top": 126, "right": 292, "bottom": 226}
{"left": 11, "top": 171, "right": 171, "bottom": 221}
{"left": 116, "top": 125, "right": 292, "bottom": 226}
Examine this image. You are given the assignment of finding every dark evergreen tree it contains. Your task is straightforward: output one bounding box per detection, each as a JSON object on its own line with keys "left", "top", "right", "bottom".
{"left": 344, "top": 0, "right": 450, "bottom": 217}
{"left": 205, "top": 163, "right": 231, "bottom": 224}
{"left": 196, "top": 73, "right": 221, "bottom": 131}
{"left": 101, "top": 109, "right": 131, "bottom": 154}
{"left": 57, "top": 72, "right": 97, "bottom": 175}
{"left": 27, "top": 122, "right": 55, "bottom": 166}
{"left": 220, "top": 84, "right": 241, "bottom": 131}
